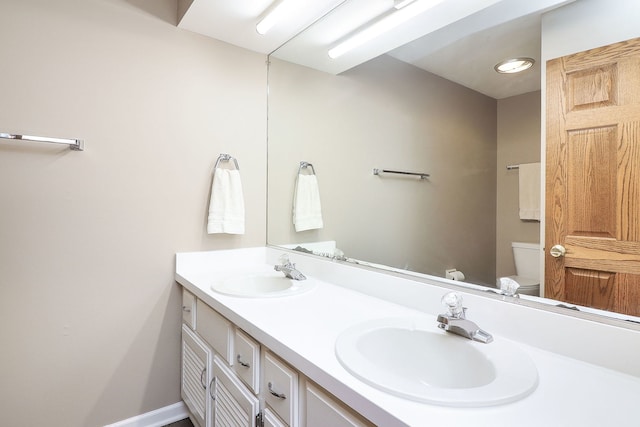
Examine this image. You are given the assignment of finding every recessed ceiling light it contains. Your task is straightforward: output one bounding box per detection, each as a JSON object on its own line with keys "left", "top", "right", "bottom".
{"left": 494, "top": 57, "right": 535, "bottom": 74}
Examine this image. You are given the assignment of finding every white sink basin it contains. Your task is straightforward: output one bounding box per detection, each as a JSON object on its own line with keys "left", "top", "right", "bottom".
{"left": 335, "top": 317, "right": 538, "bottom": 407}
{"left": 210, "top": 271, "right": 316, "bottom": 298}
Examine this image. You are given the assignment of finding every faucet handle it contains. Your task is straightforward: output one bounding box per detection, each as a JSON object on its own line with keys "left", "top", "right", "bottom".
{"left": 498, "top": 277, "right": 520, "bottom": 297}
{"left": 441, "top": 292, "right": 465, "bottom": 318}
{"left": 278, "top": 253, "right": 291, "bottom": 265}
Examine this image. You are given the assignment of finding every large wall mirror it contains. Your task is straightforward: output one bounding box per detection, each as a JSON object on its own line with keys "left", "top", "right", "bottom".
{"left": 266, "top": 0, "right": 640, "bottom": 324}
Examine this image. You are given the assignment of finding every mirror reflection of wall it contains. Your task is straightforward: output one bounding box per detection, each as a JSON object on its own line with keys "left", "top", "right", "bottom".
{"left": 268, "top": 54, "right": 515, "bottom": 286}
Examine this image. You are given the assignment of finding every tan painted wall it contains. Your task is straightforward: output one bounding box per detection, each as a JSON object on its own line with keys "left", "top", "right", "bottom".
{"left": 268, "top": 55, "right": 497, "bottom": 285}
{"left": 0, "top": 1, "right": 266, "bottom": 425}
{"left": 495, "top": 91, "right": 541, "bottom": 279}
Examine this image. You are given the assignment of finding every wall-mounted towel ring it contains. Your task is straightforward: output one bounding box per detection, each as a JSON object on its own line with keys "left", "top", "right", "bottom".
{"left": 299, "top": 161, "right": 316, "bottom": 175}
{"left": 214, "top": 153, "right": 239, "bottom": 170}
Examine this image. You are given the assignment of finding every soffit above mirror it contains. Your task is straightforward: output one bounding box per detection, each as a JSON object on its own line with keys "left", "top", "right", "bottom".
{"left": 178, "top": 0, "right": 575, "bottom": 99}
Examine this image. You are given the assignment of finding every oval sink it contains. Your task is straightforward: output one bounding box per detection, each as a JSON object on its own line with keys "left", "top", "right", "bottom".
{"left": 211, "top": 271, "right": 316, "bottom": 298}
{"left": 335, "top": 317, "right": 538, "bottom": 407}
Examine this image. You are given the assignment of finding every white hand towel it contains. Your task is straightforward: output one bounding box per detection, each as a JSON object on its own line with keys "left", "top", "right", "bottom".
{"left": 207, "top": 168, "right": 245, "bottom": 234}
{"left": 293, "top": 174, "right": 323, "bottom": 232}
{"left": 518, "top": 162, "right": 541, "bottom": 221}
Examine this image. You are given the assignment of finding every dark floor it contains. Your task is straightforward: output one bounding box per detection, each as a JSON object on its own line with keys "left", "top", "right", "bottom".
{"left": 164, "top": 418, "right": 194, "bottom": 427}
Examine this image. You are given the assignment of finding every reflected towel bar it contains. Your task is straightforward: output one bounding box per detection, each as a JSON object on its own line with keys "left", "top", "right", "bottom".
{"left": 506, "top": 164, "right": 520, "bottom": 170}
{"left": 0, "top": 132, "right": 84, "bottom": 151}
{"left": 373, "top": 168, "right": 429, "bottom": 179}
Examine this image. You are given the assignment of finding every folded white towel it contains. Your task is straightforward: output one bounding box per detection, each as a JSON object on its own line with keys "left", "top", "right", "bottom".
{"left": 293, "top": 174, "right": 323, "bottom": 232}
{"left": 518, "top": 162, "right": 540, "bottom": 221}
{"left": 207, "top": 168, "right": 245, "bottom": 234}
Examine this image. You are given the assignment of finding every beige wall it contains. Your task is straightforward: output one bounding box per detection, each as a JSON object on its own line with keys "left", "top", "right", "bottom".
{"left": 268, "top": 55, "right": 497, "bottom": 285}
{"left": 495, "top": 91, "right": 541, "bottom": 279}
{"left": 0, "top": 1, "right": 266, "bottom": 426}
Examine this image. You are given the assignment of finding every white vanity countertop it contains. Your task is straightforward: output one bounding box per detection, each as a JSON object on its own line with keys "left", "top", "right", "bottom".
{"left": 176, "top": 248, "right": 640, "bottom": 427}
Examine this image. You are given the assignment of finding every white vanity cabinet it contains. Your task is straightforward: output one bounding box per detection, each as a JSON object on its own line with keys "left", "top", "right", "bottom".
{"left": 180, "top": 290, "right": 374, "bottom": 427}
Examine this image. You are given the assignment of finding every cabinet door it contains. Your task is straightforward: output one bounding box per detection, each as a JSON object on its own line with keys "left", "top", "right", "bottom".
{"left": 213, "top": 355, "right": 259, "bottom": 427}
{"left": 304, "top": 382, "right": 373, "bottom": 427}
{"left": 182, "top": 325, "right": 213, "bottom": 427}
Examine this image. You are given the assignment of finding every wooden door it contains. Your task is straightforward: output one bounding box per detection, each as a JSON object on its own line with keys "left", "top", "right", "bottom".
{"left": 546, "top": 37, "right": 640, "bottom": 317}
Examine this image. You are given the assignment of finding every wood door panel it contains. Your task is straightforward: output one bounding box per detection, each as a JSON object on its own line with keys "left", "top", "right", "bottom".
{"left": 562, "top": 37, "right": 640, "bottom": 72}
{"left": 566, "top": 236, "right": 640, "bottom": 255}
{"left": 546, "top": 36, "right": 640, "bottom": 316}
{"left": 619, "top": 121, "right": 640, "bottom": 241}
{"left": 616, "top": 274, "right": 640, "bottom": 316}
{"left": 564, "top": 268, "right": 615, "bottom": 310}
{"left": 566, "top": 126, "right": 616, "bottom": 237}
{"left": 566, "top": 64, "right": 617, "bottom": 112}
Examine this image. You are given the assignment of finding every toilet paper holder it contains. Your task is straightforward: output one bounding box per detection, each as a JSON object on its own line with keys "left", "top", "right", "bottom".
{"left": 445, "top": 269, "right": 465, "bottom": 281}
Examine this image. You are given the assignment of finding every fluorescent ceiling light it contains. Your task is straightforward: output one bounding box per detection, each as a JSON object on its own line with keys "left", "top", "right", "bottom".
{"left": 256, "top": 0, "right": 290, "bottom": 35}
{"left": 328, "top": 0, "right": 446, "bottom": 59}
{"left": 494, "top": 57, "right": 535, "bottom": 74}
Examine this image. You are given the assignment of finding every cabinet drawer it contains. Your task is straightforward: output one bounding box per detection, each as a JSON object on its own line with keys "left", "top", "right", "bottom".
{"left": 196, "top": 300, "right": 233, "bottom": 364}
{"left": 182, "top": 288, "right": 196, "bottom": 329}
{"left": 263, "top": 351, "right": 298, "bottom": 427}
{"left": 234, "top": 329, "right": 260, "bottom": 394}
{"left": 304, "top": 381, "right": 374, "bottom": 427}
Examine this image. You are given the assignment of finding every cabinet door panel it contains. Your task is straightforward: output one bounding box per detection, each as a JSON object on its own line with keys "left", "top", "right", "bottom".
{"left": 182, "top": 324, "right": 212, "bottom": 427}
{"left": 213, "top": 355, "right": 259, "bottom": 427}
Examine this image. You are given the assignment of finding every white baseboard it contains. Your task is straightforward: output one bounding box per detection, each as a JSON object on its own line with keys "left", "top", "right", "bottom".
{"left": 105, "top": 401, "right": 189, "bottom": 427}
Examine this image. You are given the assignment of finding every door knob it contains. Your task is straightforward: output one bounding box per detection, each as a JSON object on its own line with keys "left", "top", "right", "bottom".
{"left": 550, "top": 244, "right": 566, "bottom": 258}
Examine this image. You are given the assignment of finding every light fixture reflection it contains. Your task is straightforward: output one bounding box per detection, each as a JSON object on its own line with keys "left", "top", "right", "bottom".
{"left": 256, "top": 0, "right": 289, "bottom": 35}
{"left": 328, "top": 0, "right": 446, "bottom": 59}
{"left": 494, "top": 57, "right": 535, "bottom": 74}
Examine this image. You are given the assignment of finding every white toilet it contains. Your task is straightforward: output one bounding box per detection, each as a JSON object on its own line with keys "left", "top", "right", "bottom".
{"left": 506, "top": 242, "right": 541, "bottom": 296}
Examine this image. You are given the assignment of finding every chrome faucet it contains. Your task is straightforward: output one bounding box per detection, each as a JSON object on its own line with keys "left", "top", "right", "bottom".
{"left": 274, "top": 254, "right": 306, "bottom": 280}
{"left": 436, "top": 292, "right": 493, "bottom": 343}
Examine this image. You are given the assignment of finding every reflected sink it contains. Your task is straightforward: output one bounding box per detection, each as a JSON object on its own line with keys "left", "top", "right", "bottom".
{"left": 335, "top": 317, "right": 538, "bottom": 407}
{"left": 210, "top": 271, "right": 316, "bottom": 298}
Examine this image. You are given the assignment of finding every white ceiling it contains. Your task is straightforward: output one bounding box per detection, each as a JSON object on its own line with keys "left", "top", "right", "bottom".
{"left": 178, "top": 0, "right": 576, "bottom": 99}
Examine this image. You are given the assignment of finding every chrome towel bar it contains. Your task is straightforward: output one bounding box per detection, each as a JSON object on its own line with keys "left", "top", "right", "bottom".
{"left": 0, "top": 132, "right": 84, "bottom": 151}
{"left": 373, "top": 168, "right": 429, "bottom": 180}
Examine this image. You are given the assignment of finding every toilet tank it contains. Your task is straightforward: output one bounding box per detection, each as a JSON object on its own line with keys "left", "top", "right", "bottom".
{"left": 511, "top": 242, "right": 540, "bottom": 280}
